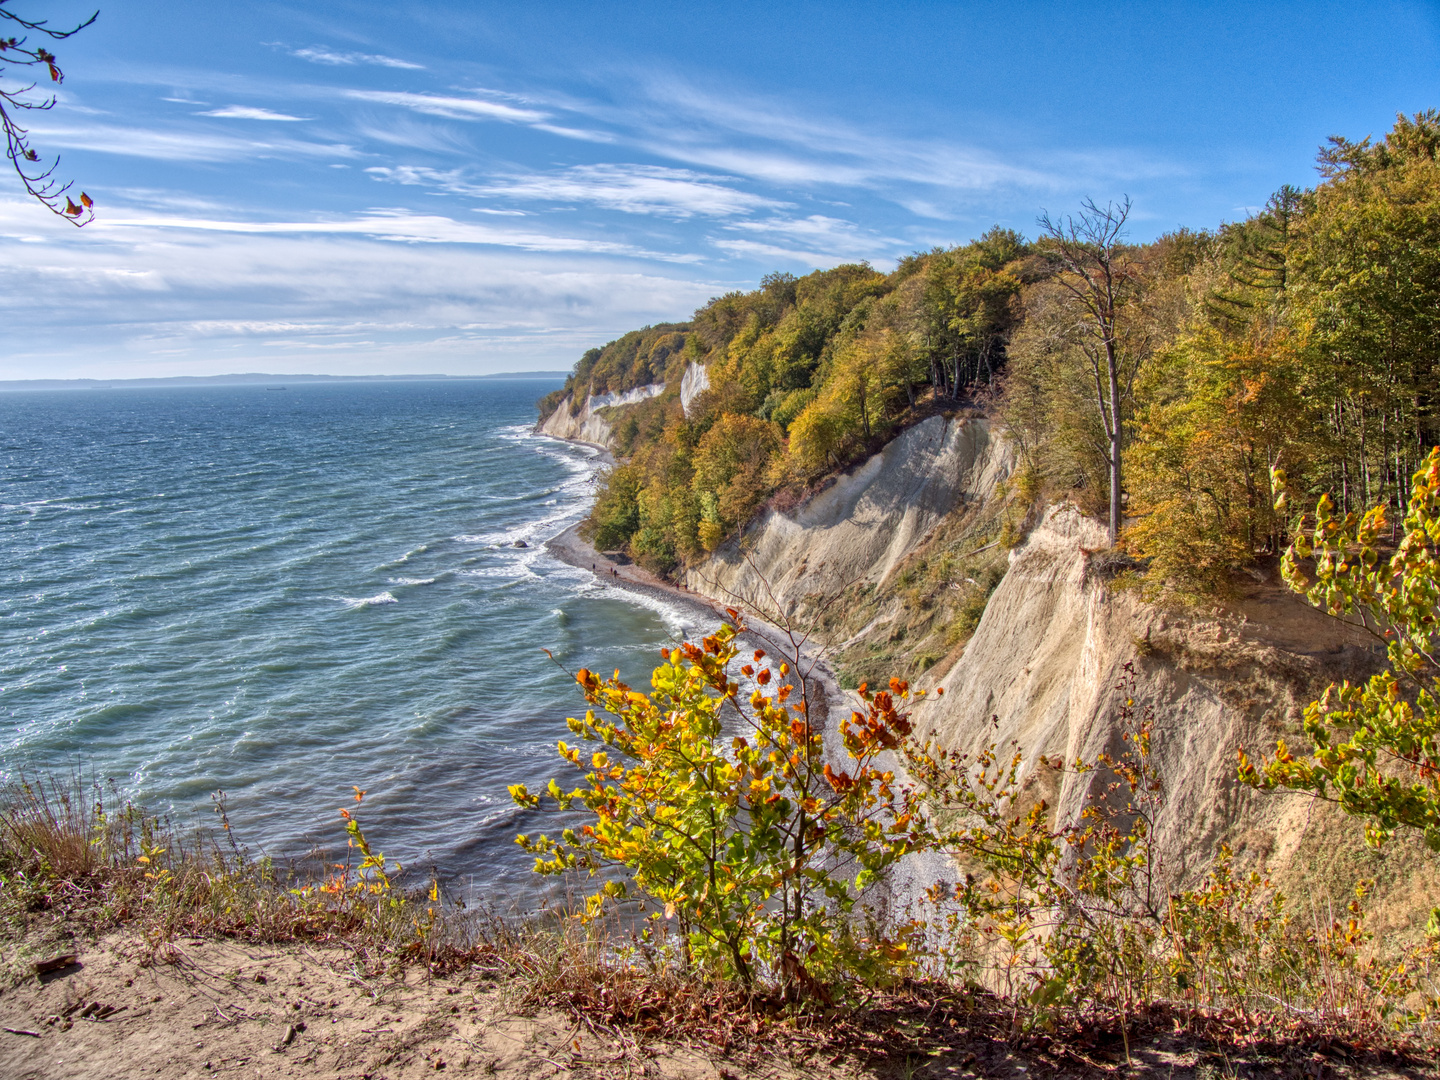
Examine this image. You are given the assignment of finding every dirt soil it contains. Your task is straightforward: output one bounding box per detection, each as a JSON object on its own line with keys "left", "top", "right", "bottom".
{"left": 0, "top": 934, "right": 787, "bottom": 1080}
{"left": 2, "top": 933, "right": 1436, "bottom": 1080}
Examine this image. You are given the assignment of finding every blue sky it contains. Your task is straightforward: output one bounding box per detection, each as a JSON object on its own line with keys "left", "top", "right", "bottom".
{"left": 1, "top": 0, "right": 1436, "bottom": 379}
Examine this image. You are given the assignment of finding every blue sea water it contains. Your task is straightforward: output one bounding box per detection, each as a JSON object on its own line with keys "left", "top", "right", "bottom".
{"left": 0, "top": 380, "right": 697, "bottom": 896}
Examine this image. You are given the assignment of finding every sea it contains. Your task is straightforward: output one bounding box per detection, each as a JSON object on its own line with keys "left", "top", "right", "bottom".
{"left": 0, "top": 379, "right": 701, "bottom": 899}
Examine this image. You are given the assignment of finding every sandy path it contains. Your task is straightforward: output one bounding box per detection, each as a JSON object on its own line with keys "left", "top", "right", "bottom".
{"left": 0, "top": 934, "right": 820, "bottom": 1080}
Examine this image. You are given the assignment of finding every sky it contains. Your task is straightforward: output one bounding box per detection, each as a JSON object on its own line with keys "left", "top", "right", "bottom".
{"left": 0, "top": 1, "right": 1436, "bottom": 380}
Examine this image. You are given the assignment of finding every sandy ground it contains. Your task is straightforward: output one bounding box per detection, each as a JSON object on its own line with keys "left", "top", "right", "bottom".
{"left": 0, "top": 934, "right": 851, "bottom": 1080}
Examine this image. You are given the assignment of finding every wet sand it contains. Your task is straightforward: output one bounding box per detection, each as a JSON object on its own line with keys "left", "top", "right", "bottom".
{"left": 545, "top": 521, "right": 735, "bottom": 631}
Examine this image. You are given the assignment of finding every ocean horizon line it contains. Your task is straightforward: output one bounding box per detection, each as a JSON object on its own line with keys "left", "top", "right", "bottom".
{"left": 0, "top": 371, "right": 570, "bottom": 392}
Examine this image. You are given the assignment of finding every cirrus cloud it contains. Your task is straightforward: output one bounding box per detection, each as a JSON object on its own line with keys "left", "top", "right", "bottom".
{"left": 197, "top": 105, "right": 310, "bottom": 121}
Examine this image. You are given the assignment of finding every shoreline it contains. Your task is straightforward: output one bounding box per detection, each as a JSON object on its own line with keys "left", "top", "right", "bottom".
{"left": 544, "top": 521, "right": 849, "bottom": 720}
{"left": 544, "top": 521, "right": 735, "bottom": 631}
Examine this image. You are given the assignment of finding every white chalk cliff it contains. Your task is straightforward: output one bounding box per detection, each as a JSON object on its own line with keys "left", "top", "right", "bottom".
{"left": 536, "top": 383, "right": 665, "bottom": 448}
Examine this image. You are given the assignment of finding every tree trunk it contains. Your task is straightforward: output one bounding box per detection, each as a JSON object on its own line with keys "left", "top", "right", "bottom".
{"left": 1108, "top": 345, "right": 1122, "bottom": 545}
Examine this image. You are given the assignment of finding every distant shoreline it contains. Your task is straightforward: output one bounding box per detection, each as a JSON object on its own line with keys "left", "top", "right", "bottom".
{"left": 0, "top": 372, "right": 569, "bottom": 392}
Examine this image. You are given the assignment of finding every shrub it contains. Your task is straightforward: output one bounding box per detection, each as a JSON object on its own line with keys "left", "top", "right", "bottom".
{"left": 907, "top": 668, "right": 1439, "bottom": 1040}
{"left": 510, "top": 614, "right": 935, "bottom": 996}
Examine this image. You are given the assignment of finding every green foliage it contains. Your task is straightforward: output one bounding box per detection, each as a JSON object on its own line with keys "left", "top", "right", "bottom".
{"left": 690, "top": 413, "right": 783, "bottom": 547}
{"left": 576, "top": 238, "right": 1034, "bottom": 570}
{"left": 509, "top": 617, "right": 933, "bottom": 994}
{"left": 1240, "top": 448, "right": 1440, "bottom": 852}
{"left": 566, "top": 325, "right": 692, "bottom": 400}
{"left": 1287, "top": 113, "right": 1440, "bottom": 510}
{"left": 585, "top": 464, "right": 642, "bottom": 551}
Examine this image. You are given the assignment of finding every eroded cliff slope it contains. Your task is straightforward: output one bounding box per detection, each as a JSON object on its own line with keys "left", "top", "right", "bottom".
{"left": 682, "top": 420, "right": 1436, "bottom": 931}
{"left": 685, "top": 415, "right": 1013, "bottom": 610}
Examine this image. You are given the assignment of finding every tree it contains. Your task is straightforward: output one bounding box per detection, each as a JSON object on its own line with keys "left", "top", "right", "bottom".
{"left": 1, "top": 1, "right": 96, "bottom": 222}
{"left": 922, "top": 227, "right": 1026, "bottom": 398}
{"left": 1037, "top": 198, "right": 1145, "bottom": 544}
{"left": 1289, "top": 111, "right": 1440, "bottom": 514}
{"left": 1204, "top": 186, "right": 1300, "bottom": 330}
{"left": 690, "top": 413, "right": 782, "bottom": 549}
{"left": 1125, "top": 326, "right": 1313, "bottom": 598}
{"left": 1240, "top": 448, "right": 1440, "bottom": 854}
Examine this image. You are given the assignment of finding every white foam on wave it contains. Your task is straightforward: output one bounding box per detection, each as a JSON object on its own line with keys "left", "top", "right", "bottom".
{"left": 456, "top": 562, "right": 540, "bottom": 582}
{"left": 579, "top": 580, "right": 698, "bottom": 638}
{"left": 332, "top": 591, "right": 398, "bottom": 609}
{"left": 377, "top": 543, "right": 429, "bottom": 570}
{"left": 388, "top": 576, "right": 437, "bottom": 586}
{"left": 4, "top": 499, "right": 91, "bottom": 514}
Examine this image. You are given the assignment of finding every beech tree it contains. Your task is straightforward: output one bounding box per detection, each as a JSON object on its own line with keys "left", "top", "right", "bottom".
{"left": 0, "top": 0, "right": 96, "bottom": 222}
{"left": 1037, "top": 198, "right": 1145, "bottom": 544}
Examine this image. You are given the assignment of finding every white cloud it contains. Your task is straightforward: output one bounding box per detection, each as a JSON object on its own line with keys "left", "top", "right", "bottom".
{"left": 0, "top": 195, "right": 732, "bottom": 378}
{"left": 344, "top": 90, "right": 547, "bottom": 125}
{"left": 77, "top": 204, "right": 698, "bottom": 262}
{"left": 479, "top": 164, "right": 785, "bottom": 218}
{"left": 540, "top": 74, "right": 1073, "bottom": 211}
{"left": 353, "top": 116, "right": 474, "bottom": 154}
{"left": 292, "top": 46, "right": 424, "bottom": 70}
{"left": 198, "top": 105, "right": 310, "bottom": 121}
{"left": 29, "top": 121, "right": 359, "bottom": 163}
{"left": 528, "top": 123, "right": 615, "bottom": 144}
{"left": 717, "top": 214, "right": 899, "bottom": 265}
{"left": 709, "top": 237, "right": 847, "bottom": 267}
{"left": 366, "top": 162, "right": 786, "bottom": 219}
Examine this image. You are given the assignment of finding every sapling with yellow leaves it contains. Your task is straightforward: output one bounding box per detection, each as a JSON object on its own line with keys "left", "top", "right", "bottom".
{"left": 1241, "top": 448, "right": 1440, "bottom": 855}
{"left": 509, "top": 612, "right": 936, "bottom": 996}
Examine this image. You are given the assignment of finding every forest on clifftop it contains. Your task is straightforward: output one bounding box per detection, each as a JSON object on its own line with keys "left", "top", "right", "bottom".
{"left": 541, "top": 111, "right": 1440, "bottom": 600}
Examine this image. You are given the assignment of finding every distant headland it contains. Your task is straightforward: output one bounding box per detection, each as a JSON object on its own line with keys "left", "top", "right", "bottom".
{"left": 0, "top": 371, "right": 569, "bottom": 392}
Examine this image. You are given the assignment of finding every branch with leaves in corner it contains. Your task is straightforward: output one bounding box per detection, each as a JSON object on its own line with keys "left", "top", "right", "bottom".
{"left": 0, "top": 0, "right": 96, "bottom": 223}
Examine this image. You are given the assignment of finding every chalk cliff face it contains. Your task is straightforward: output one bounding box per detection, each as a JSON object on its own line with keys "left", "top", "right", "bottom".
{"left": 684, "top": 416, "right": 1013, "bottom": 608}
{"left": 679, "top": 362, "right": 710, "bottom": 418}
{"left": 907, "top": 505, "right": 1376, "bottom": 883}
{"left": 535, "top": 384, "right": 665, "bottom": 448}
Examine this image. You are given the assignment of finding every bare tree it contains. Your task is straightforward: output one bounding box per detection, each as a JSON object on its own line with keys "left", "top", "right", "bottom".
{"left": 1, "top": 2, "right": 97, "bottom": 223}
{"left": 1036, "top": 197, "right": 1145, "bottom": 544}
